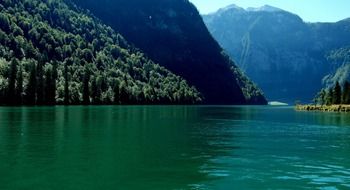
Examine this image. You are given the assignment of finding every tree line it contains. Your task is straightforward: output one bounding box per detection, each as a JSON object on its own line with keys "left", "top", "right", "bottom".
{"left": 314, "top": 81, "right": 350, "bottom": 105}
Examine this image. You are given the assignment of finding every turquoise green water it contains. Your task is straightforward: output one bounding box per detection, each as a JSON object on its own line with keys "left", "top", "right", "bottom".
{"left": 0, "top": 106, "right": 349, "bottom": 189}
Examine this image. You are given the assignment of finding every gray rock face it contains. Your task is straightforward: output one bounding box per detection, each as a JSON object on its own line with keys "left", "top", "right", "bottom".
{"left": 323, "top": 47, "right": 350, "bottom": 89}
{"left": 203, "top": 4, "right": 350, "bottom": 103}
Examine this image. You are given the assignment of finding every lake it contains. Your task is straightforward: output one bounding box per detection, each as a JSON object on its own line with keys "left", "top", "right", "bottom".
{"left": 0, "top": 106, "right": 349, "bottom": 189}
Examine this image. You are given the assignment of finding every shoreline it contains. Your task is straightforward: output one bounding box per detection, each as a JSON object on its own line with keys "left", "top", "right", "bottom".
{"left": 295, "top": 104, "right": 350, "bottom": 112}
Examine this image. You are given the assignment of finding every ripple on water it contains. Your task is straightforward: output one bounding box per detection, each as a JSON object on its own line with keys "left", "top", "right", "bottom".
{"left": 292, "top": 163, "right": 350, "bottom": 189}
{"left": 342, "top": 184, "right": 350, "bottom": 188}
{"left": 271, "top": 155, "right": 301, "bottom": 161}
{"left": 187, "top": 183, "right": 209, "bottom": 190}
{"left": 312, "top": 177, "right": 344, "bottom": 183}
{"left": 318, "top": 187, "right": 338, "bottom": 190}
{"left": 275, "top": 176, "right": 300, "bottom": 180}
{"left": 324, "top": 164, "right": 345, "bottom": 170}
{"left": 199, "top": 168, "right": 230, "bottom": 177}
{"left": 294, "top": 164, "right": 330, "bottom": 170}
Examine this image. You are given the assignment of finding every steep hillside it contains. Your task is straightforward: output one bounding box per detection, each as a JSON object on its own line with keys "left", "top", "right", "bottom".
{"left": 323, "top": 47, "right": 350, "bottom": 88}
{"left": 0, "top": 0, "right": 202, "bottom": 105}
{"left": 203, "top": 4, "right": 350, "bottom": 103}
{"left": 73, "top": 0, "right": 267, "bottom": 104}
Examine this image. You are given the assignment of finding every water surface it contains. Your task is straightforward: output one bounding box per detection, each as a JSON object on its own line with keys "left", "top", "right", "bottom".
{"left": 0, "top": 106, "right": 349, "bottom": 189}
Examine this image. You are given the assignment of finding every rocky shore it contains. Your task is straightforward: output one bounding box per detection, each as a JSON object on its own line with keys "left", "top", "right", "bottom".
{"left": 295, "top": 105, "right": 350, "bottom": 112}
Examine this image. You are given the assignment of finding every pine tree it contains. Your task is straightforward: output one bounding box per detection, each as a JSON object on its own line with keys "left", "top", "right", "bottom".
{"left": 91, "top": 75, "right": 103, "bottom": 105}
{"left": 44, "top": 65, "right": 54, "bottom": 105}
{"left": 333, "top": 82, "right": 342, "bottom": 105}
{"left": 317, "top": 89, "right": 327, "bottom": 105}
{"left": 64, "top": 60, "right": 69, "bottom": 105}
{"left": 326, "top": 89, "right": 333, "bottom": 105}
{"left": 26, "top": 61, "right": 37, "bottom": 105}
{"left": 36, "top": 59, "right": 44, "bottom": 105}
{"left": 113, "top": 80, "right": 120, "bottom": 104}
{"left": 119, "top": 81, "right": 129, "bottom": 104}
{"left": 51, "top": 61, "right": 58, "bottom": 104}
{"left": 8, "top": 59, "right": 18, "bottom": 105}
{"left": 17, "top": 62, "right": 23, "bottom": 104}
{"left": 83, "top": 66, "right": 90, "bottom": 105}
{"left": 342, "top": 81, "right": 350, "bottom": 104}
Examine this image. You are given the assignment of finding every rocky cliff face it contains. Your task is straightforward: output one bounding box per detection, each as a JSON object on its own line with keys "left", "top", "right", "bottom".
{"left": 203, "top": 5, "right": 350, "bottom": 103}
{"left": 323, "top": 47, "right": 350, "bottom": 88}
{"left": 73, "top": 0, "right": 267, "bottom": 104}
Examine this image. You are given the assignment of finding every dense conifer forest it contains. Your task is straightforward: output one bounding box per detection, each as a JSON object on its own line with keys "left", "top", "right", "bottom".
{"left": 314, "top": 81, "right": 350, "bottom": 105}
{"left": 0, "top": 0, "right": 202, "bottom": 105}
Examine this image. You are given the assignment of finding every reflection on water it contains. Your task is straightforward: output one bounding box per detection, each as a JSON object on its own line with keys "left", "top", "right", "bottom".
{"left": 0, "top": 106, "right": 349, "bottom": 189}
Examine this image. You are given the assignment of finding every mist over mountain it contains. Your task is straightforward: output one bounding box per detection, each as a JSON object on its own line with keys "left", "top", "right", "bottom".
{"left": 73, "top": 0, "right": 267, "bottom": 104}
{"left": 203, "top": 4, "right": 350, "bottom": 103}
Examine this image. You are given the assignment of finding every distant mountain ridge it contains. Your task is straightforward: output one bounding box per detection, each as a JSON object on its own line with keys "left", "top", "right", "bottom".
{"left": 215, "top": 4, "right": 284, "bottom": 14}
{"left": 73, "top": 0, "right": 267, "bottom": 105}
{"left": 246, "top": 5, "right": 283, "bottom": 12}
{"left": 203, "top": 4, "right": 350, "bottom": 103}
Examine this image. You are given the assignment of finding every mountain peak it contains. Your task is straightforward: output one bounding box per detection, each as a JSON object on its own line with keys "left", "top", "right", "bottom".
{"left": 225, "top": 4, "right": 244, "bottom": 10}
{"left": 213, "top": 4, "right": 285, "bottom": 15}
{"left": 246, "top": 5, "right": 284, "bottom": 12}
{"left": 217, "top": 4, "right": 245, "bottom": 13}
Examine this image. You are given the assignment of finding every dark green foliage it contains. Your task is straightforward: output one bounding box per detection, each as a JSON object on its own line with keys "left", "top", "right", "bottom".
{"left": 314, "top": 89, "right": 326, "bottom": 105}
{"left": 91, "top": 75, "right": 102, "bottom": 104}
{"left": 52, "top": 61, "right": 58, "bottom": 103}
{"left": 0, "top": 0, "right": 201, "bottom": 105}
{"left": 0, "top": 12, "right": 11, "bottom": 33}
{"left": 44, "top": 63, "right": 57, "bottom": 105}
{"left": 317, "top": 47, "right": 350, "bottom": 105}
{"left": 36, "top": 60, "right": 44, "bottom": 105}
{"left": 333, "top": 82, "right": 341, "bottom": 104}
{"left": 342, "top": 81, "right": 350, "bottom": 104}
{"left": 17, "top": 63, "right": 23, "bottom": 104}
{"left": 7, "top": 58, "right": 18, "bottom": 105}
{"left": 44, "top": 65, "right": 53, "bottom": 104}
{"left": 315, "top": 81, "right": 350, "bottom": 105}
{"left": 83, "top": 65, "right": 90, "bottom": 105}
{"left": 119, "top": 81, "right": 129, "bottom": 104}
{"left": 64, "top": 60, "right": 69, "bottom": 105}
{"left": 326, "top": 89, "right": 333, "bottom": 106}
{"left": 26, "top": 61, "right": 37, "bottom": 105}
{"left": 0, "top": 59, "right": 8, "bottom": 101}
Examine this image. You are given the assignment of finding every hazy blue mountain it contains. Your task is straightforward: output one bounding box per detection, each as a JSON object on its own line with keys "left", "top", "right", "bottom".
{"left": 203, "top": 4, "right": 350, "bottom": 103}
{"left": 73, "top": 0, "right": 267, "bottom": 104}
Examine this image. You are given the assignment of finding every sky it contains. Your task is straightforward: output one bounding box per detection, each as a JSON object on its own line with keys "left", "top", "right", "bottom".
{"left": 189, "top": 0, "right": 350, "bottom": 22}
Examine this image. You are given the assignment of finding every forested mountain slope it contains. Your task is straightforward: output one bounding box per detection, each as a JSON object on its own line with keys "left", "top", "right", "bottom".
{"left": 0, "top": 0, "right": 201, "bottom": 105}
{"left": 73, "top": 0, "right": 267, "bottom": 104}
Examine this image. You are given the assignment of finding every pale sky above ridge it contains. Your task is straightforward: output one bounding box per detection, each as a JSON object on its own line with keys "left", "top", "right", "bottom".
{"left": 189, "top": 0, "right": 350, "bottom": 22}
